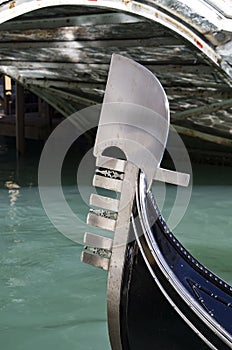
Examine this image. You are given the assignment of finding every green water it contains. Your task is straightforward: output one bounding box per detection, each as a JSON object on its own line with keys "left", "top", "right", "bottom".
{"left": 0, "top": 138, "right": 232, "bottom": 350}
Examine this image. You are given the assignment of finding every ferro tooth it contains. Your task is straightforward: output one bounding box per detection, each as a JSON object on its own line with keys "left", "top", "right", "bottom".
{"left": 93, "top": 175, "right": 122, "bottom": 192}
{"left": 90, "top": 194, "right": 120, "bottom": 212}
{"left": 84, "top": 232, "right": 113, "bottom": 251}
{"left": 87, "top": 213, "right": 116, "bottom": 232}
{"left": 96, "top": 156, "right": 126, "bottom": 173}
{"left": 96, "top": 168, "right": 123, "bottom": 180}
{"left": 81, "top": 251, "right": 110, "bottom": 270}
{"left": 89, "top": 208, "right": 117, "bottom": 220}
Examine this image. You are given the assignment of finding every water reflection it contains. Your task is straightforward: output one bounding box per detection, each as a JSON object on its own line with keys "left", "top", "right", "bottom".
{"left": 5, "top": 181, "right": 20, "bottom": 207}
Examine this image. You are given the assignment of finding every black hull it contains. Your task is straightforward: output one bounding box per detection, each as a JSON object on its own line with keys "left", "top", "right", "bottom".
{"left": 117, "top": 171, "right": 232, "bottom": 349}
{"left": 120, "top": 241, "right": 209, "bottom": 349}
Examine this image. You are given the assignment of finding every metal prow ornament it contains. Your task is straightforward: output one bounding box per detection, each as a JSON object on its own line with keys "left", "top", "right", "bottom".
{"left": 81, "top": 54, "right": 190, "bottom": 350}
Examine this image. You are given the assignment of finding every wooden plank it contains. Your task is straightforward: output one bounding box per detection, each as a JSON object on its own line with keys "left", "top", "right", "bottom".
{"left": 172, "top": 98, "right": 232, "bottom": 120}
{"left": 27, "top": 79, "right": 105, "bottom": 90}
{"left": 29, "top": 86, "right": 77, "bottom": 117}
{"left": 1, "top": 61, "right": 226, "bottom": 94}
{"left": 0, "top": 61, "right": 212, "bottom": 73}
{"left": 0, "top": 13, "right": 144, "bottom": 31}
{"left": 17, "top": 69, "right": 220, "bottom": 87}
{"left": 20, "top": 72, "right": 226, "bottom": 90}
{"left": 48, "top": 87, "right": 98, "bottom": 106}
{"left": 174, "top": 125, "right": 232, "bottom": 147}
{"left": 0, "top": 36, "right": 182, "bottom": 49}
{"left": 166, "top": 87, "right": 232, "bottom": 99}
{"left": 2, "top": 75, "right": 10, "bottom": 115}
{"left": 0, "top": 22, "right": 167, "bottom": 42}
{"left": 17, "top": 6, "right": 108, "bottom": 20}
{"left": 0, "top": 46, "right": 203, "bottom": 65}
{"left": 27, "top": 80, "right": 230, "bottom": 101}
{"left": 0, "top": 18, "right": 175, "bottom": 41}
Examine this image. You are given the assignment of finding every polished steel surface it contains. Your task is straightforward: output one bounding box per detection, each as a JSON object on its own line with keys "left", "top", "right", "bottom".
{"left": 84, "top": 232, "right": 113, "bottom": 250}
{"left": 90, "top": 193, "right": 120, "bottom": 212}
{"left": 83, "top": 157, "right": 138, "bottom": 349}
{"left": 154, "top": 167, "right": 190, "bottom": 187}
{"left": 87, "top": 213, "right": 116, "bottom": 232}
{"left": 107, "top": 161, "right": 139, "bottom": 350}
{"left": 94, "top": 54, "right": 170, "bottom": 188}
{"left": 81, "top": 251, "right": 110, "bottom": 270}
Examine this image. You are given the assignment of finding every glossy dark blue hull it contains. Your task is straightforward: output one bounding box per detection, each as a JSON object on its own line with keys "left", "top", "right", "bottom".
{"left": 118, "top": 171, "right": 232, "bottom": 349}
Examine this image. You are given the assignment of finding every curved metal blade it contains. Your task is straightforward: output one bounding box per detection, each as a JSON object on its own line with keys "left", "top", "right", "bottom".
{"left": 94, "top": 54, "right": 170, "bottom": 189}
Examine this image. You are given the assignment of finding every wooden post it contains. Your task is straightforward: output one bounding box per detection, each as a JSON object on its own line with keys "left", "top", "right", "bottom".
{"left": 39, "top": 99, "right": 53, "bottom": 138}
{"left": 16, "top": 82, "right": 25, "bottom": 155}
{"left": 38, "top": 97, "right": 43, "bottom": 115}
{"left": 3, "top": 75, "right": 10, "bottom": 115}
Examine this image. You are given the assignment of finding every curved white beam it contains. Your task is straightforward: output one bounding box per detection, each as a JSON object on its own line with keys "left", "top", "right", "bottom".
{"left": 0, "top": 0, "right": 231, "bottom": 79}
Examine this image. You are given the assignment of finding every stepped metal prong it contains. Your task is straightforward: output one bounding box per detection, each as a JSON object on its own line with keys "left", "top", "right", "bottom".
{"left": 81, "top": 251, "right": 110, "bottom": 271}
{"left": 82, "top": 157, "right": 132, "bottom": 269}
{"left": 93, "top": 175, "right": 123, "bottom": 193}
{"left": 90, "top": 194, "right": 120, "bottom": 212}
{"left": 84, "top": 232, "right": 113, "bottom": 251}
{"left": 154, "top": 167, "right": 190, "bottom": 187}
{"left": 96, "top": 156, "right": 126, "bottom": 173}
{"left": 87, "top": 213, "right": 116, "bottom": 232}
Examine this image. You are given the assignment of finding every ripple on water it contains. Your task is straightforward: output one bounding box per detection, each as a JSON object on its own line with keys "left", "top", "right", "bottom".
{"left": 0, "top": 160, "right": 231, "bottom": 349}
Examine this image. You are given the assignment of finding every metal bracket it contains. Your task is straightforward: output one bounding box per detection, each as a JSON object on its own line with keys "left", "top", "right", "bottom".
{"left": 154, "top": 167, "right": 190, "bottom": 187}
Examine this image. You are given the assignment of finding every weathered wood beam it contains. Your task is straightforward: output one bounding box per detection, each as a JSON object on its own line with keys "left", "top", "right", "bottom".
{"left": 2, "top": 64, "right": 217, "bottom": 87}
{"left": 23, "top": 79, "right": 105, "bottom": 90}
{"left": 23, "top": 78, "right": 231, "bottom": 99}
{"left": 1, "top": 62, "right": 220, "bottom": 88}
{"left": 0, "top": 61, "right": 214, "bottom": 75}
{"left": 172, "top": 98, "right": 232, "bottom": 121}
{"left": 30, "top": 86, "right": 97, "bottom": 134}
{"left": 0, "top": 23, "right": 173, "bottom": 42}
{"left": 0, "top": 61, "right": 108, "bottom": 70}
{"left": 29, "top": 86, "right": 77, "bottom": 117}
{"left": 147, "top": 64, "right": 214, "bottom": 75}
{"left": 0, "top": 13, "right": 143, "bottom": 31}
{"left": 166, "top": 87, "right": 232, "bottom": 99}
{"left": 0, "top": 37, "right": 182, "bottom": 49}
{"left": 16, "top": 73, "right": 227, "bottom": 90}
{"left": 48, "top": 87, "right": 98, "bottom": 106}
{"left": 0, "top": 65, "right": 229, "bottom": 112}
{"left": 0, "top": 46, "right": 203, "bottom": 65}
{"left": 174, "top": 125, "right": 232, "bottom": 147}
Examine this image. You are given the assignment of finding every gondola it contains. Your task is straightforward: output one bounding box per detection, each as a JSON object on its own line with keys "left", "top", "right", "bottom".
{"left": 81, "top": 54, "right": 232, "bottom": 349}
{"left": 119, "top": 169, "right": 232, "bottom": 349}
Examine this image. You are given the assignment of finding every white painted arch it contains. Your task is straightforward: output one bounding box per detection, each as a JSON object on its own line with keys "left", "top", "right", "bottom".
{"left": 0, "top": 0, "right": 231, "bottom": 78}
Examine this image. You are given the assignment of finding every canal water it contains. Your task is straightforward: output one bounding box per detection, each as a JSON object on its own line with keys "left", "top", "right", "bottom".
{"left": 0, "top": 137, "right": 232, "bottom": 350}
